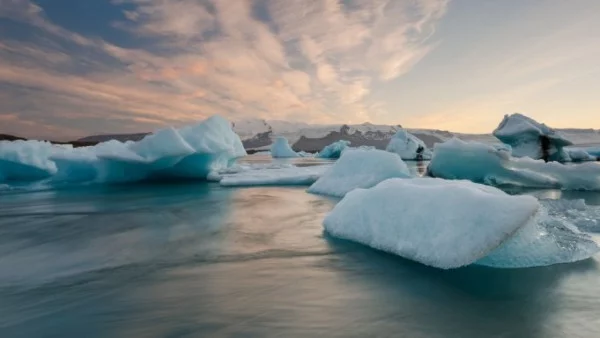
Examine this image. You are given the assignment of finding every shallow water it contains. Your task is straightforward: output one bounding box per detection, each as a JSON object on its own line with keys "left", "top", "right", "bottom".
{"left": 1, "top": 161, "right": 600, "bottom": 337}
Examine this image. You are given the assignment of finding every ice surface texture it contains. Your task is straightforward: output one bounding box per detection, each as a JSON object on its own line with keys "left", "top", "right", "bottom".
{"left": 219, "top": 165, "right": 330, "bottom": 186}
{"left": 0, "top": 116, "right": 246, "bottom": 184}
{"left": 386, "top": 129, "right": 432, "bottom": 160}
{"left": 565, "top": 148, "right": 597, "bottom": 162}
{"left": 0, "top": 141, "right": 57, "bottom": 181}
{"left": 308, "top": 149, "right": 410, "bottom": 197}
{"left": 428, "top": 138, "right": 600, "bottom": 190}
{"left": 270, "top": 137, "right": 299, "bottom": 158}
{"left": 493, "top": 113, "right": 573, "bottom": 161}
{"left": 317, "top": 140, "right": 350, "bottom": 159}
{"left": 324, "top": 178, "right": 599, "bottom": 269}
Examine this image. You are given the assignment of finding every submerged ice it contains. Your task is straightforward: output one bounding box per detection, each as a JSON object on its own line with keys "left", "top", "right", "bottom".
{"left": 324, "top": 178, "right": 599, "bottom": 269}
{"left": 0, "top": 116, "right": 246, "bottom": 185}
{"left": 428, "top": 138, "right": 600, "bottom": 190}
{"left": 308, "top": 149, "right": 410, "bottom": 197}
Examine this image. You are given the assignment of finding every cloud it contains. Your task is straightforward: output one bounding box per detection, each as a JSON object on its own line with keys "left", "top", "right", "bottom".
{"left": 0, "top": 0, "right": 447, "bottom": 138}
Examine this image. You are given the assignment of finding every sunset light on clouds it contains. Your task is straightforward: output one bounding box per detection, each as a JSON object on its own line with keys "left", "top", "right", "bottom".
{"left": 0, "top": 0, "right": 599, "bottom": 139}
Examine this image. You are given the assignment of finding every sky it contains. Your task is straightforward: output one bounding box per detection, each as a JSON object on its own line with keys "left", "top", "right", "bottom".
{"left": 0, "top": 0, "right": 599, "bottom": 140}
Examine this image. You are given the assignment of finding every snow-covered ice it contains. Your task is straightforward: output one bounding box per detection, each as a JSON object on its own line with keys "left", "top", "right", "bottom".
{"left": 565, "top": 148, "right": 597, "bottom": 162}
{"left": 493, "top": 113, "right": 573, "bottom": 161}
{"left": 428, "top": 138, "right": 600, "bottom": 190}
{"left": 386, "top": 129, "right": 432, "bottom": 160}
{"left": 308, "top": 149, "right": 410, "bottom": 197}
{"left": 324, "top": 178, "right": 540, "bottom": 269}
{"left": 0, "top": 116, "right": 246, "bottom": 184}
{"left": 324, "top": 178, "right": 599, "bottom": 269}
{"left": 0, "top": 140, "right": 57, "bottom": 181}
{"left": 317, "top": 140, "right": 350, "bottom": 159}
{"left": 270, "top": 137, "right": 299, "bottom": 158}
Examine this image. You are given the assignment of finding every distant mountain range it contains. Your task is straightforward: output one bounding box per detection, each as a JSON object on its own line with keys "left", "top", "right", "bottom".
{"left": 4, "top": 119, "right": 600, "bottom": 151}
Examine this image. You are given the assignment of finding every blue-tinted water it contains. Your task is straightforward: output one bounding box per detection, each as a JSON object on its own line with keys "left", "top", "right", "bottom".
{"left": 1, "top": 160, "right": 600, "bottom": 337}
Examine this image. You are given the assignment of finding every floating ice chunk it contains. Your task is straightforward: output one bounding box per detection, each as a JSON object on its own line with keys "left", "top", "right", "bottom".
{"left": 127, "top": 127, "right": 195, "bottom": 169}
{"left": 0, "top": 115, "right": 245, "bottom": 184}
{"left": 308, "top": 149, "right": 410, "bottom": 197}
{"left": 269, "top": 137, "right": 298, "bottom": 158}
{"left": 164, "top": 116, "right": 247, "bottom": 179}
{"left": 493, "top": 113, "right": 572, "bottom": 161}
{"left": 208, "top": 162, "right": 295, "bottom": 181}
{"left": 270, "top": 137, "right": 299, "bottom": 158}
{"left": 297, "top": 151, "right": 314, "bottom": 158}
{"left": 585, "top": 147, "right": 600, "bottom": 158}
{"left": 566, "top": 148, "right": 597, "bottom": 162}
{"left": 428, "top": 138, "right": 600, "bottom": 190}
{"left": 386, "top": 129, "right": 432, "bottom": 160}
{"left": 324, "top": 178, "right": 540, "bottom": 269}
{"left": 317, "top": 140, "right": 350, "bottom": 159}
{"left": 0, "top": 140, "right": 57, "bottom": 181}
{"left": 178, "top": 116, "right": 246, "bottom": 157}
{"left": 50, "top": 146, "right": 101, "bottom": 182}
{"left": 219, "top": 165, "right": 331, "bottom": 186}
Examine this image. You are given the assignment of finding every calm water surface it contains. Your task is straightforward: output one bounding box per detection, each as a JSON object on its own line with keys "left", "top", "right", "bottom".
{"left": 1, "top": 159, "right": 600, "bottom": 337}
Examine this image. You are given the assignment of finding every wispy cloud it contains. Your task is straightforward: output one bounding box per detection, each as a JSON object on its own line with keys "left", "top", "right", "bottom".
{"left": 0, "top": 0, "right": 447, "bottom": 139}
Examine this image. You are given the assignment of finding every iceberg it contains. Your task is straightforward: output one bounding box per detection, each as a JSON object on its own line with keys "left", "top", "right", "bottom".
{"left": 565, "top": 148, "right": 596, "bottom": 162}
{"left": 428, "top": 138, "right": 600, "bottom": 190}
{"left": 297, "top": 151, "right": 315, "bottom": 158}
{"left": 0, "top": 115, "right": 246, "bottom": 184}
{"left": 586, "top": 147, "right": 600, "bottom": 158}
{"left": 308, "top": 149, "right": 410, "bottom": 197}
{"left": 324, "top": 178, "right": 599, "bottom": 269}
{"left": 0, "top": 140, "right": 57, "bottom": 181}
{"left": 386, "top": 129, "right": 432, "bottom": 160}
{"left": 270, "top": 136, "right": 299, "bottom": 158}
{"left": 218, "top": 165, "right": 331, "bottom": 187}
{"left": 493, "top": 113, "right": 573, "bottom": 161}
{"left": 317, "top": 140, "right": 350, "bottom": 159}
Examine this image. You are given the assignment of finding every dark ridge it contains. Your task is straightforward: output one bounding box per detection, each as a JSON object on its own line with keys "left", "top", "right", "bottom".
{"left": 0, "top": 134, "right": 26, "bottom": 141}
{"left": 77, "top": 133, "right": 149, "bottom": 143}
{"left": 241, "top": 131, "right": 273, "bottom": 149}
{"left": 292, "top": 130, "right": 397, "bottom": 152}
{"left": 0, "top": 134, "right": 98, "bottom": 147}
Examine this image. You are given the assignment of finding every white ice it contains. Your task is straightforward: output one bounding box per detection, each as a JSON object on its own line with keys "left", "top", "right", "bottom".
{"left": 218, "top": 165, "right": 331, "bottom": 187}
{"left": 270, "top": 136, "right": 299, "bottom": 158}
{"left": 308, "top": 149, "right": 410, "bottom": 197}
{"left": 0, "top": 115, "right": 246, "bottom": 184}
{"left": 493, "top": 113, "right": 572, "bottom": 161}
{"left": 386, "top": 129, "right": 432, "bottom": 160}
{"left": 565, "top": 148, "right": 597, "bottom": 162}
{"left": 428, "top": 138, "right": 600, "bottom": 190}
{"left": 0, "top": 140, "right": 57, "bottom": 181}
{"left": 324, "top": 178, "right": 599, "bottom": 269}
{"left": 324, "top": 178, "right": 541, "bottom": 269}
{"left": 317, "top": 140, "right": 350, "bottom": 159}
